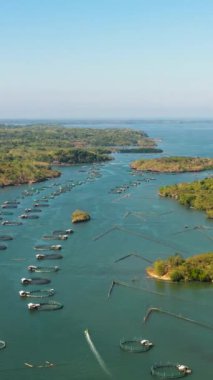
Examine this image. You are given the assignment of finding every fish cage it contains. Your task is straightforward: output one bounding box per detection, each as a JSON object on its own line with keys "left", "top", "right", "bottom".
{"left": 151, "top": 363, "right": 192, "bottom": 378}
{"left": 120, "top": 338, "right": 153, "bottom": 353}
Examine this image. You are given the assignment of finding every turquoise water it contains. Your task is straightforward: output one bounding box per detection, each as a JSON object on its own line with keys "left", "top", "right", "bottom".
{"left": 0, "top": 121, "right": 213, "bottom": 379}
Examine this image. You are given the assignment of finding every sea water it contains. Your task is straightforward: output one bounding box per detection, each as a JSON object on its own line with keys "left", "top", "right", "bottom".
{"left": 0, "top": 120, "right": 213, "bottom": 379}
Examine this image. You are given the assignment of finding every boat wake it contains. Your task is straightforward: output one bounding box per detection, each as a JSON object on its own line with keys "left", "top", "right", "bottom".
{"left": 84, "top": 329, "right": 112, "bottom": 378}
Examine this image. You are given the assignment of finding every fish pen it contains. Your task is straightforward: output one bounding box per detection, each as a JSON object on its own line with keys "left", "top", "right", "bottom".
{"left": 52, "top": 229, "right": 73, "bottom": 235}
{"left": 33, "top": 203, "right": 49, "bottom": 207}
{"left": 93, "top": 224, "right": 187, "bottom": 253}
{"left": 107, "top": 280, "right": 167, "bottom": 299}
{"left": 36, "top": 253, "right": 63, "bottom": 260}
{"left": 151, "top": 363, "right": 192, "bottom": 378}
{"left": 114, "top": 253, "right": 153, "bottom": 264}
{"left": 42, "top": 234, "right": 68, "bottom": 241}
{"left": 21, "top": 277, "right": 51, "bottom": 285}
{"left": 0, "top": 244, "right": 7, "bottom": 250}
{"left": 144, "top": 307, "right": 213, "bottom": 330}
{"left": 93, "top": 225, "right": 119, "bottom": 241}
{"left": 28, "top": 301, "right": 63, "bottom": 311}
{"left": 120, "top": 338, "right": 153, "bottom": 353}
{"left": 20, "top": 214, "right": 39, "bottom": 219}
{"left": 34, "top": 244, "right": 62, "bottom": 251}
{"left": 1, "top": 204, "right": 18, "bottom": 209}
{"left": 25, "top": 208, "right": 42, "bottom": 213}
{"left": 19, "top": 289, "right": 55, "bottom": 298}
{"left": 1, "top": 221, "right": 22, "bottom": 226}
{"left": 27, "top": 265, "right": 59, "bottom": 273}
{"left": 0, "top": 211, "right": 14, "bottom": 215}
{"left": 0, "top": 340, "right": 6, "bottom": 350}
{"left": 0, "top": 235, "right": 13, "bottom": 241}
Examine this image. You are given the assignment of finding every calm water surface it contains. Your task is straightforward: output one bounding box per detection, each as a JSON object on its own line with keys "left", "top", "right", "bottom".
{"left": 0, "top": 121, "right": 213, "bottom": 379}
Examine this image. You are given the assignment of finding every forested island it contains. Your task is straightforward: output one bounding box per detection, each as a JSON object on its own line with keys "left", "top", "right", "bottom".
{"left": 159, "top": 177, "right": 213, "bottom": 219}
{"left": 71, "top": 209, "right": 91, "bottom": 223}
{"left": 131, "top": 156, "right": 213, "bottom": 172}
{"left": 0, "top": 125, "right": 156, "bottom": 186}
{"left": 147, "top": 253, "right": 213, "bottom": 282}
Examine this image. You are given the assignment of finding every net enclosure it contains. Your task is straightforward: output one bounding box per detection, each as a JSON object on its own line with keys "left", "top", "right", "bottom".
{"left": 151, "top": 363, "right": 192, "bottom": 378}
{"left": 34, "top": 244, "right": 62, "bottom": 251}
{"left": 0, "top": 340, "right": 6, "bottom": 350}
{"left": 21, "top": 277, "right": 51, "bottom": 285}
{"left": 36, "top": 253, "right": 63, "bottom": 260}
{"left": 120, "top": 338, "right": 153, "bottom": 353}
{"left": 28, "top": 301, "right": 63, "bottom": 311}
{"left": 19, "top": 289, "right": 55, "bottom": 298}
{"left": 0, "top": 235, "right": 13, "bottom": 241}
{"left": 0, "top": 244, "right": 7, "bottom": 250}
{"left": 28, "top": 265, "right": 59, "bottom": 273}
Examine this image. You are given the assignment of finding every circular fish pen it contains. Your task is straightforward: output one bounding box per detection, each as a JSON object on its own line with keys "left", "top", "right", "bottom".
{"left": 120, "top": 338, "right": 153, "bottom": 353}
{"left": 34, "top": 244, "right": 62, "bottom": 251}
{"left": 21, "top": 277, "right": 51, "bottom": 285}
{"left": 0, "top": 235, "right": 13, "bottom": 241}
{"left": 53, "top": 229, "right": 73, "bottom": 235}
{"left": 0, "top": 340, "right": 6, "bottom": 350}
{"left": 1, "top": 221, "right": 22, "bottom": 226}
{"left": 25, "top": 208, "right": 42, "bottom": 213}
{"left": 20, "top": 214, "right": 39, "bottom": 219}
{"left": 19, "top": 289, "right": 55, "bottom": 298}
{"left": 36, "top": 253, "right": 63, "bottom": 260}
{"left": 28, "top": 301, "right": 63, "bottom": 311}
{"left": 33, "top": 203, "right": 49, "bottom": 207}
{"left": 28, "top": 265, "right": 59, "bottom": 273}
{"left": 151, "top": 363, "right": 192, "bottom": 378}
{"left": 42, "top": 235, "right": 68, "bottom": 241}
{"left": 0, "top": 244, "right": 7, "bottom": 250}
{"left": 1, "top": 204, "right": 17, "bottom": 209}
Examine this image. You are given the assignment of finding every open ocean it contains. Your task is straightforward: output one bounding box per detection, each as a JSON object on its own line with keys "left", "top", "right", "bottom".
{"left": 0, "top": 120, "right": 213, "bottom": 379}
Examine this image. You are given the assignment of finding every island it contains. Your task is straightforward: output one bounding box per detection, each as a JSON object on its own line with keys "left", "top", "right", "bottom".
{"left": 71, "top": 209, "right": 91, "bottom": 223}
{"left": 0, "top": 124, "right": 158, "bottom": 187}
{"left": 147, "top": 252, "right": 213, "bottom": 282}
{"left": 159, "top": 177, "right": 213, "bottom": 219}
{"left": 131, "top": 156, "right": 213, "bottom": 173}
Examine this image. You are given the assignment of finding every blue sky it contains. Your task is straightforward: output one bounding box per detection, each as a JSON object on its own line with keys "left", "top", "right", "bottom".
{"left": 0, "top": 0, "right": 213, "bottom": 118}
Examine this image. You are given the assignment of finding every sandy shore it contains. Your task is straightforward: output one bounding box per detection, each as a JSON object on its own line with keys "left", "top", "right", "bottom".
{"left": 146, "top": 268, "right": 171, "bottom": 281}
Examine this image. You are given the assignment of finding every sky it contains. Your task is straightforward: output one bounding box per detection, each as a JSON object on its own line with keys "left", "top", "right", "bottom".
{"left": 0, "top": 0, "right": 213, "bottom": 119}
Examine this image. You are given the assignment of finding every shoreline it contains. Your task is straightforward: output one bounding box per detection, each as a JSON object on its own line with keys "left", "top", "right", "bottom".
{"left": 146, "top": 268, "right": 171, "bottom": 281}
